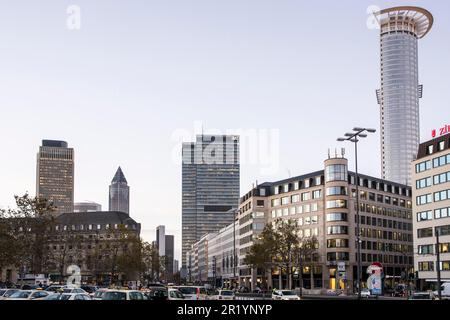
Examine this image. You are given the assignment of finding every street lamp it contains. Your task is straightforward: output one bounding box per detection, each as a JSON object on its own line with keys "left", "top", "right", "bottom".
{"left": 337, "top": 127, "right": 376, "bottom": 300}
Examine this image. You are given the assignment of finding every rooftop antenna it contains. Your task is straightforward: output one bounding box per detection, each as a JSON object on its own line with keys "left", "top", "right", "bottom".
{"left": 341, "top": 148, "right": 345, "bottom": 157}
{"left": 328, "top": 148, "right": 330, "bottom": 159}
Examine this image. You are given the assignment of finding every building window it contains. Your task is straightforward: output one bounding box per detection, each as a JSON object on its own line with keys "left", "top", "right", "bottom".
{"left": 311, "top": 203, "right": 318, "bottom": 212}
{"left": 416, "top": 194, "right": 432, "bottom": 206}
{"left": 417, "top": 210, "right": 433, "bottom": 222}
{"left": 304, "top": 179, "right": 310, "bottom": 188}
{"left": 327, "top": 252, "right": 349, "bottom": 261}
{"left": 427, "top": 145, "right": 434, "bottom": 155}
{"left": 283, "top": 184, "right": 289, "bottom": 193}
{"left": 436, "top": 225, "right": 450, "bottom": 237}
{"left": 97, "top": 224, "right": 101, "bottom": 230}
{"left": 418, "top": 261, "right": 434, "bottom": 271}
{"left": 289, "top": 207, "right": 296, "bottom": 215}
{"left": 327, "top": 239, "right": 349, "bottom": 248}
{"left": 294, "top": 182, "right": 299, "bottom": 190}
{"left": 291, "top": 194, "right": 300, "bottom": 203}
{"left": 416, "top": 177, "right": 432, "bottom": 189}
{"left": 435, "top": 207, "right": 450, "bottom": 219}
{"left": 256, "top": 200, "right": 265, "bottom": 207}
{"left": 281, "top": 197, "right": 290, "bottom": 205}
{"left": 434, "top": 189, "right": 450, "bottom": 202}
{"left": 439, "top": 141, "right": 445, "bottom": 151}
{"left": 326, "top": 213, "right": 347, "bottom": 222}
{"left": 283, "top": 208, "right": 289, "bottom": 216}
{"left": 415, "top": 160, "right": 432, "bottom": 173}
{"left": 296, "top": 206, "right": 303, "bottom": 214}
{"left": 301, "top": 192, "right": 310, "bottom": 201}
{"left": 418, "top": 244, "right": 434, "bottom": 255}
{"left": 298, "top": 218, "right": 303, "bottom": 226}
{"left": 433, "top": 154, "right": 450, "bottom": 168}
{"left": 326, "top": 200, "right": 347, "bottom": 209}
{"left": 326, "top": 186, "right": 348, "bottom": 196}
{"left": 325, "top": 164, "right": 347, "bottom": 182}
{"left": 312, "top": 190, "right": 322, "bottom": 199}
{"left": 327, "top": 225, "right": 348, "bottom": 235}
{"left": 271, "top": 198, "right": 280, "bottom": 207}
{"left": 417, "top": 228, "right": 433, "bottom": 238}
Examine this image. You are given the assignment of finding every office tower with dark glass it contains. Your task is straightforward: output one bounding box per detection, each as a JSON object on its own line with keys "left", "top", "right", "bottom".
{"left": 109, "top": 167, "right": 130, "bottom": 214}
{"left": 181, "top": 134, "right": 240, "bottom": 269}
{"left": 375, "top": 6, "right": 433, "bottom": 186}
{"left": 36, "top": 140, "right": 74, "bottom": 215}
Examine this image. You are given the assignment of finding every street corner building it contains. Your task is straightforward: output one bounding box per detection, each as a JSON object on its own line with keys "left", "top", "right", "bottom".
{"left": 375, "top": 6, "right": 433, "bottom": 186}
{"left": 412, "top": 133, "right": 450, "bottom": 289}
{"left": 187, "top": 152, "right": 414, "bottom": 293}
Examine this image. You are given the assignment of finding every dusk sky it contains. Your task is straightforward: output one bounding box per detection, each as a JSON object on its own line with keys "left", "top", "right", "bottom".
{"left": 0, "top": 0, "right": 449, "bottom": 262}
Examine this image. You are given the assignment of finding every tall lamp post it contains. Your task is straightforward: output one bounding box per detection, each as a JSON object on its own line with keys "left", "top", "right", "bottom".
{"left": 338, "top": 127, "right": 376, "bottom": 300}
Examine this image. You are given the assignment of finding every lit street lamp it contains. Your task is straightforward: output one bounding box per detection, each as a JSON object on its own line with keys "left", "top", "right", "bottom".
{"left": 337, "top": 127, "right": 376, "bottom": 300}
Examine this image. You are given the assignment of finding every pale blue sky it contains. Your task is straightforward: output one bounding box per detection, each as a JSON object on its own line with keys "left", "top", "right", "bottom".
{"left": 0, "top": 0, "right": 449, "bottom": 262}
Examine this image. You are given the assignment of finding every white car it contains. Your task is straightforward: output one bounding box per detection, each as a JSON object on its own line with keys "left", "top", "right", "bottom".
{"left": 168, "top": 289, "right": 185, "bottom": 300}
{"left": 175, "top": 286, "right": 207, "bottom": 300}
{"left": 272, "top": 290, "right": 300, "bottom": 300}
{"left": 211, "top": 290, "right": 235, "bottom": 300}
{"left": 360, "top": 288, "right": 371, "bottom": 298}
{"left": 0, "top": 289, "right": 20, "bottom": 300}
{"left": 434, "top": 282, "right": 450, "bottom": 299}
{"left": 6, "top": 290, "right": 51, "bottom": 300}
{"left": 45, "top": 292, "right": 92, "bottom": 300}
{"left": 101, "top": 290, "right": 145, "bottom": 300}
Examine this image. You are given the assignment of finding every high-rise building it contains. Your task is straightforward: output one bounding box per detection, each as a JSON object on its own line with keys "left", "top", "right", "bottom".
{"left": 412, "top": 133, "right": 450, "bottom": 290}
{"left": 36, "top": 140, "right": 74, "bottom": 215}
{"left": 174, "top": 259, "right": 179, "bottom": 274}
{"left": 156, "top": 225, "right": 166, "bottom": 257}
{"left": 181, "top": 134, "right": 240, "bottom": 269}
{"left": 375, "top": 6, "right": 433, "bottom": 186}
{"left": 74, "top": 201, "right": 102, "bottom": 212}
{"left": 165, "top": 235, "right": 174, "bottom": 280}
{"left": 108, "top": 167, "right": 129, "bottom": 214}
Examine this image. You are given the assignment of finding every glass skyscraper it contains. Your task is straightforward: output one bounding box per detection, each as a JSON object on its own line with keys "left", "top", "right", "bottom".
{"left": 375, "top": 6, "right": 433, "bottom": 186}
{"left": 109, "top": 166, "right": 130, "bottom": 214}
{"left": 36, "top": 140, "right": 74, "bottom": 215}
{"left": 181, "top": 134, "right": 240, "bottom": 269}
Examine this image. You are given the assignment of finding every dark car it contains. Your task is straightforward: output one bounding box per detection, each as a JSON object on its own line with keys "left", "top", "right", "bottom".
{"left": 145, "top": 287, "right": 168, "bottom": 301}
{"left": 81, "top": 285, "right": 99, "bottom": 294}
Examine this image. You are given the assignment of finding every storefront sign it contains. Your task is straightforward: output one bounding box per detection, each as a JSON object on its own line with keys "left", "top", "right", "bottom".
{"left": 432, "top": 125, "right": 450, "bottom": 138}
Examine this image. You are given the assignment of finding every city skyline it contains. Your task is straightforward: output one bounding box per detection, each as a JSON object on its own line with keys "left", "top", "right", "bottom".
{"left": 1, "top": 1, "right": 449, "bottom": 263}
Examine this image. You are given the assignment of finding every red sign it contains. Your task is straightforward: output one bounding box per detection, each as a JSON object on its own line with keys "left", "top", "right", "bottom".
{"left": 432, "top": 125, "right": 450, "bottom": 138}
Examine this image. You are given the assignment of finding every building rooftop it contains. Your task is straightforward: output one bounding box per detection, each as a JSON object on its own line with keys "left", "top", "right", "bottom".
{"left": 111, "top": 166, "right": 128, "bottom": 184}
{"left": 56, "top": 211, "right": 139, "bottom": 227}
{"left": 42, "top": 140, "right": 68, "bottom": 148}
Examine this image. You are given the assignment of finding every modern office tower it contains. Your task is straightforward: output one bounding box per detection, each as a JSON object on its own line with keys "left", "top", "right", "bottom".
{"left": 174, "top": 260, "right": 179, "bottom": 274}
{"left": 165, "top": 235, "right": 175, "bottom": 280}
{"left": 181, "top": 134, "right": 240, "bottom": 270}
{"left": 375, "top": 6, "right": 433, "bottom": 186}
{"left": 74, "top": 201, "right": 102, "bottom": 212}
{"left": 412, "top": 133, "right": 450, "bottom": 290}
{"left": 156, "top": 225, "right": 166, "bottom": 257}
{"left": 108, "top": 167, "right": 129, "bottom": 214}
{"left": 36, "top": 140, "right": 74, "bottom": 215}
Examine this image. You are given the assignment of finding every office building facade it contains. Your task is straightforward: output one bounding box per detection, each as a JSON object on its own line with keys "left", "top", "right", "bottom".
{"left": 156, "top": 225, "right": 166, "bottom": 257}
{"left": 375, "top": 6, "right": 433, "bottom": 185}
{"left": 412, "top": 133, "right": 450, "bottom": 288}
{"left": 36, "top": 140, "right": 74, "bottom": 215}
{"left": 108, "top": 167, "right": 130, "bottom": 214}
{"left": 181, "top": 134, "right": 240, "bottom": 270}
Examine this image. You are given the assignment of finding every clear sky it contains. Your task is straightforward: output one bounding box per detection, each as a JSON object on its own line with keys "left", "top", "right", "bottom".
{"left": 0, "top": 0, "right": 449, "bottom": 263}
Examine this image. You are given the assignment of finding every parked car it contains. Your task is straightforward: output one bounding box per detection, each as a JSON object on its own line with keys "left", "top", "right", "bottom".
{"left": 6, "top": 290, "right": 51, "bottom": 300}
{"left": 45, "top": 285, "right": 65, "bottom": 293}
{"left": 272, "top": 290, "right": 300, "bottom": 300}
{"left": 408, "top": 292, "right": 436, "bottom": 300}
{"left": 44, "top": 293, "right": 92, "bottom": 300}
{"left": 92, "top": 288, "right": 110, "bottom": 300}
{"left": 212, "top": 289, "right": 235, "bottom": 300}
{"left": 102, "top": 290, "right": 145, "bottom": 300}
{"left": 0, "top": 289, "right": 20, "bottom": 300}
{"left": 174, "top": 286, "right": 207, "bottom": 300}
{"left": 360, "top": 288, "right": 371, "bottom": 298}
{"left": 167, "top": 289, "right": 185, "bottom": 300}
{"left": 80, "top": 285, "right": 99, "bottom": 295}
{"left": 145, "top": 287, "right": 168, "bottom": 301}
